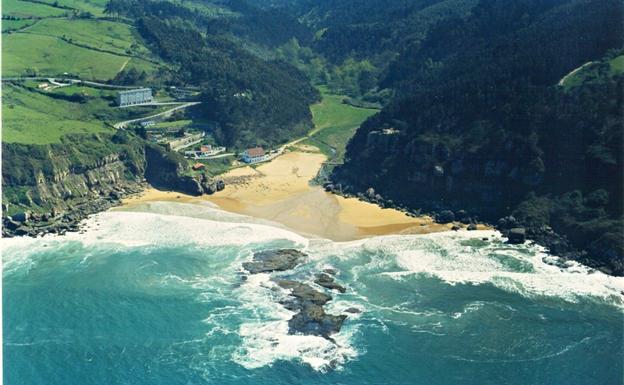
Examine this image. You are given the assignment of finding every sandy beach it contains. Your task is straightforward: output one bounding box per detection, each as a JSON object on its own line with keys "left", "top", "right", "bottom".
{"left": 122, "top": 148, "right": 483, "bottom": 241}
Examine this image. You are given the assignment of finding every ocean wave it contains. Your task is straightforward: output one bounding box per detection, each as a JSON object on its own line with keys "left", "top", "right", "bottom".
{"left": 3, "top": 202, "right": 623, "bottom": 374}
{"left": 340, "top": 231, "right": 624, "bottom": 307}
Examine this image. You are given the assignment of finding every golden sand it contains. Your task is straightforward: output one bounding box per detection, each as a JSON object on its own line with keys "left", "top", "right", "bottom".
{"left": 122, "top": 149, "right": 484, "bottom": 241}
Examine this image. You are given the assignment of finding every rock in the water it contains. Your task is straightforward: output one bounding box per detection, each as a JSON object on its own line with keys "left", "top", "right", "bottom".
{"left": 274, "top": 279, "right": 332, "bottom": 305}
{"left": 451, "top": 225, "right": 460, "bottom": 231}
{"left": 314, "top": 273, "right": 346, "bottom": 293}
{"left": 273, "top": 279, "right": 346, "bottom": 339}
{"left": 467, "top": 223, "right": 477, "bottom": 231}
{"left": 288, "top": 305, "right": 347, "bottom": 338}
{"left": 344, "top": 307, "right": 361, "bottom": 314}
{"left": 507, "top": 228, "right": 526, "bottom": 244}
{"left": 242, "top": 249, "right": 307, "bottom": 274}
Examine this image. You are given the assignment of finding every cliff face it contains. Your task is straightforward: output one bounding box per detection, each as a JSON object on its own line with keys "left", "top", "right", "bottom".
{"left": 333, "top": 0, "right": 624, "bottom": 275}
{"left": 2, "top": 131, "right": 223, "bottom": 237}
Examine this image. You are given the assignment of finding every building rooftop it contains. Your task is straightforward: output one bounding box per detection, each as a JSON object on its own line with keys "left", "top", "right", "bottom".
{"left": 118, "top": 87, "right": 152, "bottom": 95}
{"left": 192, "top": 163, "right": 205, "bottom": 170}
{"left": 245, "top": 147, "right": 265, "bottom": 157}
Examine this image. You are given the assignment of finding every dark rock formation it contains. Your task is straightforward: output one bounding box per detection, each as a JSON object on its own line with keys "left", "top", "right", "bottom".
{"left": 314, "top": 273, "right": 346, "bottom": 293}
{"left": 3, "top": 134, "right": 225, "bottom": 238}
{"left": 507, "top": 228, "right": 526, "bottom": 244}
{"left": 241, "top": 249, "right": 349, "bottom": 340}
{"left": 242, "top": 249, "right": 307, "bottom": 274}
{"left": 436, "top": 210, "right": 455, "bottom": 224}
{"left": 273, "top": 279, "right": 346, "bottom": 339}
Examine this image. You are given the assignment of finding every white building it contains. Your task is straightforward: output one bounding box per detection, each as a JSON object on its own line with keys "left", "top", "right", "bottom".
{"left": 242, "top": 147, "right": 270, "bottom": 164}
{"left": 117, "top": 88, "right": 153, "bottom": 107}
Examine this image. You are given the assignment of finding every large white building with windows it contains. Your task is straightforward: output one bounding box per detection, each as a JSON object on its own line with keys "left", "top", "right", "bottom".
{"left": 117, "top": 88, "right": 153, "bottom": 107}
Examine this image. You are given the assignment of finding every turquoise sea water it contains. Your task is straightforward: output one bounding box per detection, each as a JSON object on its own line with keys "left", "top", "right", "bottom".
{"left": 3, "top": 202, "right": 623, "bottom": 385}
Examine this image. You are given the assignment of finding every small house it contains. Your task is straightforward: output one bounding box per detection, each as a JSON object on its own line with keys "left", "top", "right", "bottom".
{"left": 192, "top": 163, "right": 205, "bottom": 171}
{"left": 242, "top": 147, "right": 269, "bottom": 164}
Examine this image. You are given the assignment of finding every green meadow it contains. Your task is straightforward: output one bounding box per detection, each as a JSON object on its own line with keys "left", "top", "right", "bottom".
{"left": 26, "top": 18, "right": 152, "bottom": 57}
{"left": 3, "top": 84, "right": 112, "bottom": 144}
{"left": 3, "top": 0, "right": 68, "bottom": 18}
{"left": 2, "top": 19, "right": 37, "bottom": 32}
{"left": 3, "top": 84, "right": 173, "bottom": 144}
{"left": 2, "top": 32, "right": 156, "bottom": 80}
{"left": 305, "top": 88, "right": 378, "bottom": 162}
{"left": 561, "top": 55, "right": 624, "bottom": 91}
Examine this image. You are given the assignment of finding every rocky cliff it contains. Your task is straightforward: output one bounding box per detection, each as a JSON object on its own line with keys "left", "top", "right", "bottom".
{"left": 2, "top": 131, "right": 224, "bottom": 237}
{"left": 332, "top": 0, "right": 624, "bottom": 275}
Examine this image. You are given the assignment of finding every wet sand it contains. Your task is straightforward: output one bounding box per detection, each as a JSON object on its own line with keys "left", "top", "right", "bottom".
{"left": 122, "top": 149, "right": 483, "bottom": 241}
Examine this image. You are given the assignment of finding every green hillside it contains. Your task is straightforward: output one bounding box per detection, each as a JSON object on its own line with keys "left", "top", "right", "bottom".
{"left": 26, "top": 18, "right": 153, "bottom": 57}
{"left": 560, "top": 54, "right": 624, "bottom": 91}
{"left": 3, "top": 0, "right": 68, "bottom": 18}
{"left": 3, "top": 84, "right": 112, "bottom": 144}
{"left": 3, "top": 13, "right": 160, "bottom": 80}
{"left": 3, "top": 83, "right": 171, "bottom": 144}
{"left": 305, "top": 88, "right": 377, "bottom": 161}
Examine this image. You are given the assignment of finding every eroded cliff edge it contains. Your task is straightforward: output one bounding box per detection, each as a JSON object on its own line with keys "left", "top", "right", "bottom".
{"left": 2, "top": 130, "right": 223, "bottom": 237}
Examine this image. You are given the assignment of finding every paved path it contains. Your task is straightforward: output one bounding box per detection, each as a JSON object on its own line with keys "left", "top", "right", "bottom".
{"left": 2, "top": 76, "right": 140, "bottom": 89}
{"left": 116, "top": 101, "right": 187, "bottom": 109}
{"left": 114, "top": 102, "right": 201, "bottom": 129}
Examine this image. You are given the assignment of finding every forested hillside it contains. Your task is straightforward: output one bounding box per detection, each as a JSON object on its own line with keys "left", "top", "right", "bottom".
{"left": 106, "top": 0, "right": 320, "bottom": 148}
{"left": 332, "top": 0, "right": 624, "bottom": 274}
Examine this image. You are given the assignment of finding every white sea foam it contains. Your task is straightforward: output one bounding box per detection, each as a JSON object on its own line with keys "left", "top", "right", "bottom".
{"left": 4, "top": 202, "right": 623, "bottom": 374}
{"left": 231, "top": 272, "right": 359, "bottom": 372}
{"left": 343, "top": 230, "right": 624, "bottom": 306}
{"left": 2, "top": 208, "right": 307, "bottom": 257}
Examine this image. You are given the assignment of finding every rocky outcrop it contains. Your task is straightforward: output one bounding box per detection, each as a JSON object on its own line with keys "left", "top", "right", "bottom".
{"left": 506, "top": 228, "right": 526, "bottom": 244}
{"left": 2, "top": 132, "right": 225, "bottom": 237}
{"left": 242, "top": 249, "right": 349, "bottom": 341}
{"left": 242, "top": 249, "right": 307, "bottom": 273}
{"left": 275, "top": 279, "right": 347, "bottom": 339}
{"left": 314, "top": 273, "right": 346, "bottom": 293}
{"left": 144, "top": 144, "right": 224, "bottom": 196}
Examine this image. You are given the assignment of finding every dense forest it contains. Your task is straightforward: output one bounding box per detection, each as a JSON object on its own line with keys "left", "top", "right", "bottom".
{"left": 331, "top": 0, "right": 624, "bottom": 274}
{"left": 107, "top": 0, "right": 319, "bottom": 148}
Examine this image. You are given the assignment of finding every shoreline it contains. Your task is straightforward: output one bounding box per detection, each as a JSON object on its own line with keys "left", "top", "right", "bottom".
{"left": 122, "top": 148, "right": 487, "bottom": 241}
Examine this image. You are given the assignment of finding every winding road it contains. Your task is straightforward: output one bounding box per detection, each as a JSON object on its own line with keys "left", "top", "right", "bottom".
{"left": 113, "top": 102, "right": 201, "bottom": 129}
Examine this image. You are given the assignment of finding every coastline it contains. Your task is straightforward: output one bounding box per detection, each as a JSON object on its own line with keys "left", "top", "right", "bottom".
{"left": 121, "top": 148, "right": 487, "bottom": 241}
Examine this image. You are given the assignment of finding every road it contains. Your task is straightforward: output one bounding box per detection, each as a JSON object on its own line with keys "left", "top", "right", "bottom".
{"left": 2, "top": 77, "right": 140, "bottom": 89}
{"left": 113, "top": 102, "right": 201, "bottom": 129}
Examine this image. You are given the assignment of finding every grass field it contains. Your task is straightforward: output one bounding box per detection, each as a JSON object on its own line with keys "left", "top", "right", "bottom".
{"left": 3, "top": 84, "right": 112, "bottom": 144}
{"left": 561, "top": 55, "right": 624, "bottom": 91}
{"left": 39, "top": 0, "right": 107, "bottom": 16}
{"left": 3, "top": 84, "right": 174, "bottom": 144}
{"left": 2, "top": 19, "right": 38, "bottom": 32}
{"left": 26, "top": 18, "right": 151, "bottom": 57}
{"left": 2, "top": 32, "right": 156, "bottom": 79}
{"left": 304, "top": 88, "right": 378, "bottom": 162}
{"left": 3, "top": 0, "right": 68, "bottom": 18}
